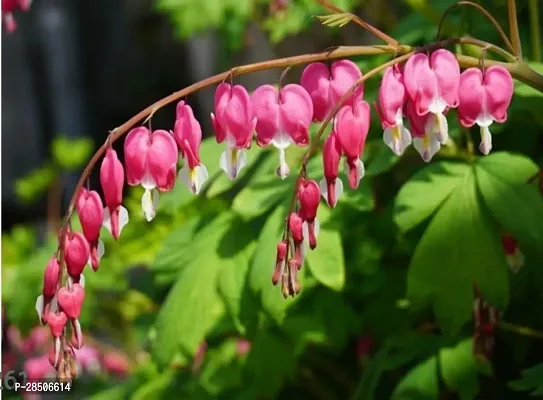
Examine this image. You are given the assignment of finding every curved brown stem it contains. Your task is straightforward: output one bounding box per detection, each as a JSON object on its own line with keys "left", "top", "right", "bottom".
{"left": 437, "top": 1, "right": 515, "bottom": 55}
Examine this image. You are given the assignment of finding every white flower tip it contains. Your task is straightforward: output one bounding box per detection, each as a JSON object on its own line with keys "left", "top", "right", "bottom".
{"left": 118, "top": 206, "right": 129, "bottom": 235}
{"left": 178, "top": 164, "right": 209, "bottom": 195}
{"left": 220, "top": 148, "right": 247, "bottom": 180}
{"left": 54, "top": 337, "right": 61, "bottom": 367}
{"left": 102, "top": 207, "right": 112, "bottom": 236}
{"left": 97, "top": 239, "right": 105, "bottom": 259}
{"left": 79, "top": 274, "right": 86, "bottom": 288}
{"left": 276, "top": 163, "right": 290, "bottom": 180}
{"left": 35, "top": 295, "right": 44, "bottom": 324}
{"left": 142, "top": 189, "right": 159, "bottom": 222}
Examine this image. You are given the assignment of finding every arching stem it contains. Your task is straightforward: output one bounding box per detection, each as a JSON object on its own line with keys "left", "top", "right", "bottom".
{"left": 507, "top": 0, "right": 522, "bottom": 59}
{"left": 437, "top": 1, "right": 515, "bottom": 55}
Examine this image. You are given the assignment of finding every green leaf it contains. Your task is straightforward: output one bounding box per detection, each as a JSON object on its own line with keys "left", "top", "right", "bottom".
{"left": 217, "top": 219, "right": 259, "bottom": 335}
{"left": 476, "top": 152, "right": 543, "bottom": 250}
{"left": 509, "top": 362, "right": 543, "bottom": 397}
{"left": 199, "top": 339, "right": 243, "bottom": 394}
{"left": 51, "top": 136, "right": 94, "bottom": 171}
{"left": 393, "top": 339, "right": 483, "bottom": 400}
{"left": 440, "top": 339, "right": 480, "bottom": 400}
{"left": 14, "top": 165, "right": 56, "bottom": 203}
{"left": 132, "top": 370, "right": 176, "bottom": 400}
{"left": 249, "top": 205, "right": 296, "bottom": 322}
{"left": 232, "top": 174, "right": 290, "bottom": 219}
{"left": 341, "top": 179, "right": 375, "bottom": 211}
{"left": 394, "top": 162, "right": 470, "bottom": 232}
{"left": 514, "top": 62, "right": 543, "bottom": 99}
{"left": 306, "top": 207, "right": 345, "bottom": 291}
{"left": 152, "top": 214, "right": 233, "bottom": 366}
{"left": 365, "top": 140, "right": 402, "bottom": 177}
{"left": 243, "top": 332, "right": 295, "bottom": 397}
{"left": 407, "top": 167, "right": 509, "bottom": 335}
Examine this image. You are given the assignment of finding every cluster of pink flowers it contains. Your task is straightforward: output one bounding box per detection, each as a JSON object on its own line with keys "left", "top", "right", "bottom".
{"left": 35, "top": 46, "right": 516, "bottom": 376}
{"left": 2, "top": 322, "right": 129, "bottom": 394}
{"left": 2, "top": 0, "right": 31, "bottom": 33}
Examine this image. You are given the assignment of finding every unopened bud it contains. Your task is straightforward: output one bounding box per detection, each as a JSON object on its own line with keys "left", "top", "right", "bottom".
{"left": 288, "top": 259, "right": 301, "bottom": 295}
{"left": 272, "top": 241, "right": 288, "bottom": 286}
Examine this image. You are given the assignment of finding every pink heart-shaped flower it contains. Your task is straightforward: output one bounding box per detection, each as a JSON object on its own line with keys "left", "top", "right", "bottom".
{"left": 57, "top": 284, "right": 85, "bottom": 320}
{"left": 46, "top": 311, "right": 68, "bottom": 337}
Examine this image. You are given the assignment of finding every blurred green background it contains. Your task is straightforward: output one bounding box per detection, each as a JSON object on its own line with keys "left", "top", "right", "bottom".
{"left": 2, "top": 0, "right": 543, "bottom": 399}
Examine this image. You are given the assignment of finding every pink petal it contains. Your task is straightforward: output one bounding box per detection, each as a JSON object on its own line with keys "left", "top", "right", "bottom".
{"left": 329, "top": 60, "right": 363, "bottom": 105}
{"left": 484, "top": 66, "right": 513, "bottom": 123}
{"left": 252, "top": 84, "right": 280, "bottom": 146}
{"left": 458, "top": 68, "right": 485, "bottom": 128}
{"left": 212, "top": 83, "right": 233, "bottom": 143}
{"left": 334, "top": 101, "right": 370, "bottom": 160}
{"left": 279, "top": 84, "right": 313, "bottom": 145}
{"left": 430, "top": 49, "right": 460, "bottom": 108}
{"left": 148, "top": 130, "right": 178, "bottom": 191}
{"left": 377, "top": 66, "right": 406, "bottom": 128}
{"left": 174, "top": 102, "right": 203, "bottom": 168}
{"left": 100, "top": 148, "right": 124, "bottom": 209}
{"left": 300, "top": 62, "right": 333, "bottom": 122}
{"left": 405, "top": 100, "right": 428, "bottom": 137}
{"left": 124, "top": 127, "right": 151, "bottom": 186}
{"left": 403, "top": 53, "right": 439, "bottom": 116}
{"left": 323, "top": 131, "right": 342, "bottom": 179}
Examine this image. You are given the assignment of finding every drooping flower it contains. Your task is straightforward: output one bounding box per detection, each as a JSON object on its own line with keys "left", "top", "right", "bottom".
{"left": 252, "top": 84, "right": 313, "bottom": 179}
{"left": 2, "top": 0, "right": 31, "bottom": 33}
{"left": 457, "top": 66, "right": 514, "bottom": 155}
{"left": 64, "top": 231, "right": 90, "bottom": 282}
{"left": 403, "top": 49, "right": 460, "bottom": 144}
{"left": 57, "top": 283, "right": 85, "bottom": 350}
{"left": 46, "top": 311, "right": 68, "bottom": 366}
{"left": 76, "top": 188, "right": 105, "bottom": 271}
{"left": 298, "top": 179, "right": 321, "bottom": 250}
{"left": 502, "top": 234, "right": 524, "bottom": 273}
{"left": 35, "top": 256, "right": 60, "bottom": 324}
{"left": 100, "top": 147, "right": 128, "bottom": 240}
{"left": 272, "top": 240, "right": 288, "bottom": 285}
{"left": 320, "top": 131, "right": 343, "bottom": 208}
{"left": 473, "top": 285, "right": 500, "bottom": 361}
{"left": 211, "top": 83, "right": 257, "bottom": 180}
{"left": 102, "top": 351, "right": 131, "bottom": 377}
{"left": 124, "top": 127, "right": 178, "bottom": 221}
{"left": 24, "top": 355, "right": 55, "bottom": 382}
{"left": 375, "top": 65, "right": 412, "bottom": 155}
{"left": 334, "top": 99, "right": 370, "bottom": 189}
{"left": 300, "top": 60, "right": 363, "bottom": 122}
{"left": 173, "top": 101, "right": 208, "bottom": 194}
{"left": 405, "top": 100, "right": 441, "bottom": 162}
{"left": 288, "top": 212, "right": 305, "bottom": 265}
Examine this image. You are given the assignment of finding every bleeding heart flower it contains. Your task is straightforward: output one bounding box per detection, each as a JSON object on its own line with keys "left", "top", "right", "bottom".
{"left": 173, "top": 101, "right": 209, "bottom": 194}
{"left": 100, "top": 147, "right": 129, "bottom": 240}
{"left": 300, "top": 60, "right": 363, "bottom": 122}
{"left": 25, "top": 355, "right": 55, "bottom": 381}
{"left": 457, "top": 66, "right": 513, "bottom": 155}
{"left": 124, "top": 127, "right": 178, "bottom": 222}
{"left": 2, "top": 0, "right": 31, "bottom": 33}
{"left": 57, "top": 284, "right": 85, "bottom": 320}
{"left": 272, "top": 240, "right": 288, "bottom": 285}
{"left": 64, "top": 231, "right": 90, "bottom": 281}
{"left": 334, "top": 100, "right": 370, "bottom": 189}
{"left": 405, "top": 100, "right": 441, "bottom": 162}
{"left": 211, "top": 83, "right": 257, "bottom": 180}
{"left": 403, "top": 49, "right": 460, "bottom": 144}
{"left": 375, "top": 65, "right": 412, "bottom": 155}
{"left": 252, "top": 84, "right": 313, "bottom": 179}
{"left": 320, "top": 131, "right": 343, "bottom": 208}
{"left": 42, "top": 256, "right": 60, "bottom": 299}
{"left": 46, "top": 311, "right": 68, "bottom": 366}
{"left": 76, "top": 188, "right": 105, "bottom": 271}
{"left": 502, "top": 233, "right": 524, "bottom": 273}
{"left": 288, "top": 212, "right": 304, "bottom": 265}
{"left": 298, "top": 179, "right": 320, "bottom": 250}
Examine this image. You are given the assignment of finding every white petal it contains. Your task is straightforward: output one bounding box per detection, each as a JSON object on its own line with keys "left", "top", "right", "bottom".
{"left": 302, "top": 220, "right": 309, "bottom": 245}
{"left": 141, "top": 170, "right": 156, "bottom": 190}
{"left": 35, "top": 295, "right": 44, "bottom": 324}
{"left": 313, "top": 218, "right": 320, "bottom": 238}
{"left": 50, "top": 296, "right": 59, "bottom": 313}
{"left": 276, "top": 148, "right": 290, "bottom": 180}
{"left": 54, "top": 337, "right": 61, "bottom": 367}
{"left": 67, "top": 276, "right": 74, "bottom": 287}
{"left": 118, "top": 206, "right": 130, "bottom": 235}
{"left": 237, "top": 150, "right": 248, "bottom": 176}
{"left": 102, "top": 207, "right": 112, "bottom": 235}
{"left": 141, "top": 189, "right": 159, "bottom": 222}
{"left": 334, "top": 178, "right": 344, "bottom": 205}
{"left": 479, "top": 125, "right": 492, "bottom": 155}
{"left": 178, "top": 164, "right": 209, "bottom": 194}
{"left": 434, "top": 113, "right": 449, "bottom": 144}
{"left": 74, "top": 319, "right": 83, "bottom": 348}
{"left": 343, "top": 158, "right": 365, "bottom": 187}
{"left": 219, "top": 150, "right": 231, "bottom": 178}
{"left": 97, "top": 239, "right": 105, "bottom": 259}
{"left": 413, "top": 133, "right": 441, "bottom": 162}
{"left": 383, "top": 124, "right": 412, "bottom": 156}
{"left": 271, "top": 131, "right": 294, "bottom": 149}
{"left": 319, "top": 178, "right": 329, "bottom": 203}
{"left": 79, "top": 274, "right": 86, "bottom": 288}
{"left": 302, "top": 220, "right": 320, "bottom": 249}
